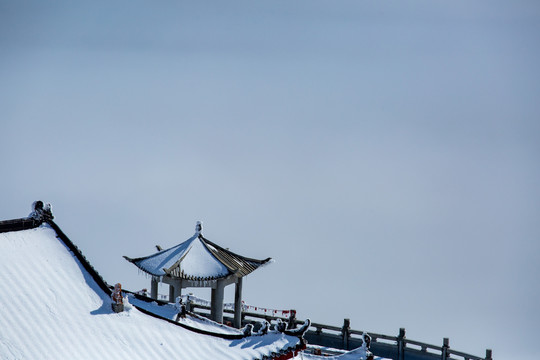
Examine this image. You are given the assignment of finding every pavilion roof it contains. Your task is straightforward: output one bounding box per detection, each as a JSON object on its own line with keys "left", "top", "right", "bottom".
{"left": 124, "top": 222, "right": 272, "bottom": 281}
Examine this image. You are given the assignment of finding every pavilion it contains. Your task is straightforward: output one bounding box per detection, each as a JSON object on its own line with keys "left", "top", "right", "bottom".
{"left": 124, "top": 222, "right": 272, "bottom": 328}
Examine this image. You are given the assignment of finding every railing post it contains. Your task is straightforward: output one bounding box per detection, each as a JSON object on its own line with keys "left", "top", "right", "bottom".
{"left": 442, "top": 338, "right": 449, "bottom": 359}
{"left": 342, "top": 318, "right": 351, "bottom": 350}
{"left": 168, "top": 284, "right": 175, "bottom": 303}
{"left": 397, "top": 328, "right": 406, "bottom": 360}
{"left": 485, "top": 349, "right": 492, "bottom": 360}
{"left": 287, "top": 310, "right": 297, "bottom": 329}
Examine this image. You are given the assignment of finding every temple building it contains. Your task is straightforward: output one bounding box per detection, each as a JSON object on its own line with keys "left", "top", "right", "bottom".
{"left": 124, "top": 221, "right": 272, "bottom": 328}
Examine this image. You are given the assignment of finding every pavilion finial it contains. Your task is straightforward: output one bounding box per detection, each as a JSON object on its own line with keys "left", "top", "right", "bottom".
{"left": 195, "top": 221, "right": 203, "bottom": 234}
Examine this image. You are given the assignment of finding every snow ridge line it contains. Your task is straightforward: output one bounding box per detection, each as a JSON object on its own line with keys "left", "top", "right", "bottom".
{"left": 46, "top": 220, "right": 113, "bottom": 296}
{"left": 124, "top": 288, "right": 309, "bottom": 346}
{"left": 131, "top": 303, "right": 306, "bottom": 360}
{"left": 132, "top": 304, "right": 245, "bottom": 340}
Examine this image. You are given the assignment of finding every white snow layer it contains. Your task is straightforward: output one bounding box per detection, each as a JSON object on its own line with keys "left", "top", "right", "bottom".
{"left": 293, "top": 347, "right": 385, "bottom": 360}
{"left": 0, "top": 225, "right": 300, "bottom": 359}
{"left": 134, "top": 232, "right": 229, "bottom": 277}
{"left": 127, "top": 295, "right": 243, "bottom": 335}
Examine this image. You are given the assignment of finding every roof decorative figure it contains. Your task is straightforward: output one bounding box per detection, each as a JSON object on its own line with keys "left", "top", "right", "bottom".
{"left": 29, "top": 200, "right": 54, "bottom": 221}
{"left": 124, "top": 221, "right": 271, "bottom": 281}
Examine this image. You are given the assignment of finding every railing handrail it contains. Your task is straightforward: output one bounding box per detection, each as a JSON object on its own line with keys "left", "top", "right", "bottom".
{"left": 309, "top": 322, "right": 342, "bottom": 333}
{"left": 350, "top": 329, "right": 397, "bottom": 342}
{"left": 448, "top": 348, "right": 485, "bottom": 360}
{"left": 404, "top": 338, "right": 442, "bottom": 351}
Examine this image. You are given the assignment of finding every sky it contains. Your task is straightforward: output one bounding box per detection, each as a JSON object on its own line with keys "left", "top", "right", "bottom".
{"left": 1, "top": 1, "right": 539, "bottom": 359}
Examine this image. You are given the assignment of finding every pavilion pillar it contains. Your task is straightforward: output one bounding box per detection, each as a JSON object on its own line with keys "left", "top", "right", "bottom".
{"left": 211, "top": 279, "right": 225, "bottom": 323}
{"left": 167, "top": 279, "right": 183, "bottom": 303}
{"left": 168, "top": 284, "right": 175, "bottom": 303}
{"left": 234, "top": 277, "right": 243, "bottom": 328}
{"left": 173, "top": 279, "right": 183, "bottom": 302}
{"left": 150, "top": 277, "right": 159, "bottom": 300}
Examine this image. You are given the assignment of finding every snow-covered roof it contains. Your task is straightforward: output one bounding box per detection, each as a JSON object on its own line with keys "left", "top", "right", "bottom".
{"left": 124, "top": 222, "right": 272, "bottom": 280}
{"left": 0, "top": 218, "right": 302, "bottom": 360}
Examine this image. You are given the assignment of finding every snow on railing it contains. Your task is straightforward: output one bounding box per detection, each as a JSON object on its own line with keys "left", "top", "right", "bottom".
{"left": 307, "top": 324, "right": 493, "bottom": 360}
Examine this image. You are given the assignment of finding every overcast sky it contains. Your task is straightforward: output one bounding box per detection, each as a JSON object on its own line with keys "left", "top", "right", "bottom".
{"left": 1, "top": 1, "right": 539, "bottom": 359}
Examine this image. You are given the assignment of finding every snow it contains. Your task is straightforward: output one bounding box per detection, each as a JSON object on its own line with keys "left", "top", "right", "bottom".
{"left": 293, "top": 346, "right": 385, "bottom": 360}
{"left": 293, "top": 341, "right": 388, "bottom": 360}
{"left": 128, "top": 294, "right": 243, "bottom": 335}
{"left": 132, "top": 231, "right": 229, "bottom": 278}
{"left": 0, "top": 224, "right": 301, "bottom": 359}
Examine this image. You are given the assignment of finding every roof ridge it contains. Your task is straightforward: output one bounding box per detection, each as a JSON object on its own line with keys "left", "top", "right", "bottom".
{"left": 201, "top": 236, "right": 272, "bottom": 264}
{"left": 199, "top": 236, "right": 272, "bottom": 278}
{"left": 162, "top": 237, "right": 197, "bottom": 275}
{"left": 129, "top": 233, "right": 198, "bottom": 262}
{"left": 0, "top": 217, "right": 43, "bottom": 233}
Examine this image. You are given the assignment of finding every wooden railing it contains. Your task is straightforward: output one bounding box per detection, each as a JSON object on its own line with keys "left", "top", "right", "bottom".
{"left": 189, "top": 303, "right": 492, "bottom": 360}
